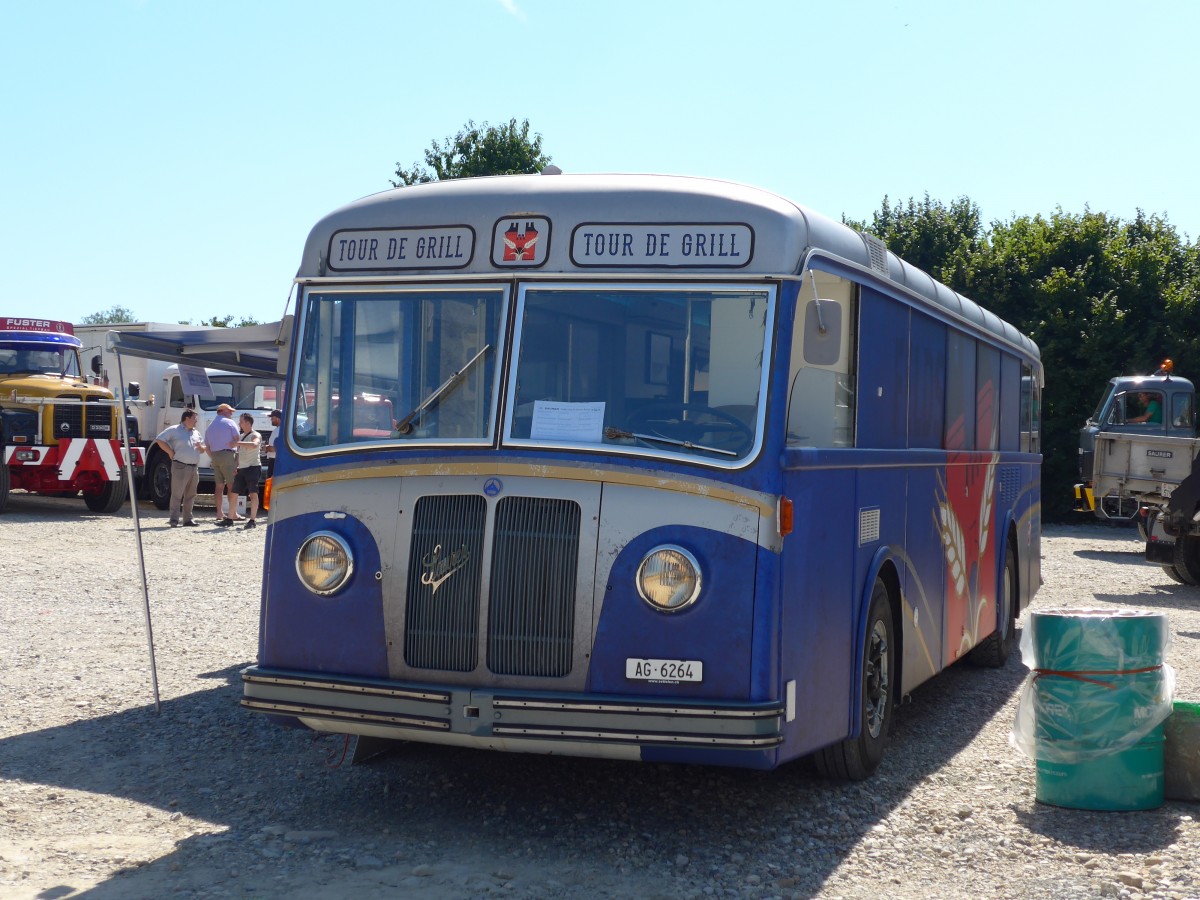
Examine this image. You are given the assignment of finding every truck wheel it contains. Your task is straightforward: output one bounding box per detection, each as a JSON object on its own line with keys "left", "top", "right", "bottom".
{"left": 1172, "top": 535, "right": 1200, "bottom": 585}
{"left": 0, "top": 464, "right": 9, "bottom": 514}
{"left": 84, "top": 477, "right": 128, "bottom": 513}
{"left": 1162, "top": 565, "right": 1186, "bottom": 584}
{"left": 148, "top": 454, "right": 172, "bottom": 510}
{"left": 968, "top": 543, "right": 1018, "bottom": 667}
{"left": 814, "top": 578, "right": 894, "bottom": 780}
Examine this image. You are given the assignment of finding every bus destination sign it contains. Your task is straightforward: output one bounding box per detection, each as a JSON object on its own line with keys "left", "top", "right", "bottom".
{"left": 327, "top": 227, "right": 475, "bottom": 271}
{"left": 570, "top": 223, "right": 753, "bottom": 268}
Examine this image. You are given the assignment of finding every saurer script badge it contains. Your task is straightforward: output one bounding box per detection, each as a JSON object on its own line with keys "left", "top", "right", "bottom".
{"left": 421, "top": 543, "right": 471, "bottom": 594}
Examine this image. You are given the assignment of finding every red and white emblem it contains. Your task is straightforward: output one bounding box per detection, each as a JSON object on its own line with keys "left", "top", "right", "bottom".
{"left": 492, "top": 216, "right": 550, "bottom": 267}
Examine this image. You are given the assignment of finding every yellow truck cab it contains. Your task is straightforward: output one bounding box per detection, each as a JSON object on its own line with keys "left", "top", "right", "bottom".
{"left": 0, "top": 317, "right": 143, "bottom": 513}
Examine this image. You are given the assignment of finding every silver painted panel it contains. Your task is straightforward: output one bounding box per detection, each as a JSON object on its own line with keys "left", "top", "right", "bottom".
{"left": 593, "top": 482, "right": 762, "bottom": 614}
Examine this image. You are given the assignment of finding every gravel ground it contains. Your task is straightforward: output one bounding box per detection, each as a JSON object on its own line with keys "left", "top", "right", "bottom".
{"left": 1, "top": 494, "right": 1198, "bottom": 900}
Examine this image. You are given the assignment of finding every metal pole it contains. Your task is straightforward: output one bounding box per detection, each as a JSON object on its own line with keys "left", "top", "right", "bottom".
{"left": 114, "top": 344, "right": 160, "bottom": 714}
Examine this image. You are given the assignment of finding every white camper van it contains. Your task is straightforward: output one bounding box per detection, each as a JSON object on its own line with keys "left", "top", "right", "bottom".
{"left": 75, "top": 323, "right": 284, "bottom": 508}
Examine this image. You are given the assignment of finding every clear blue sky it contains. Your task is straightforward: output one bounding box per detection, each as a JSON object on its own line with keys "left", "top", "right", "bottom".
{"left": 3, "top": 0, "right": 1196, "bottom": 327}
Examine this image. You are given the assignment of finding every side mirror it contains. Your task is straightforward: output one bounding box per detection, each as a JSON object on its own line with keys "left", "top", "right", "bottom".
{"left": 90, "top": 355, "right": 101, "bottom": 375}
{"left": 127, "top": 381, "right": 141, "bottom": 400}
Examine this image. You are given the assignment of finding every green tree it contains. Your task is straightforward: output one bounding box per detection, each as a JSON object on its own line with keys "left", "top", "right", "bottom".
{"left": 855, "top": 194, "right": 985, "bottom": 289}
{"left": 79, "top": 305, "right": 137, "bottom": 324}
{"left": 392, "top": 118, "right": 551, "bottom": 187}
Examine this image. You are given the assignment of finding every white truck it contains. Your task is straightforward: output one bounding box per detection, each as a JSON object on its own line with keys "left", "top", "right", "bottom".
{"left": 1074, "top": 361, "right": 1197, "bottom": 520}
{"left": 75, "top": 323, "right": 284, "bottom": 509}
{"left": 1090, "top": 431, "right": 1200, "bottom": 583}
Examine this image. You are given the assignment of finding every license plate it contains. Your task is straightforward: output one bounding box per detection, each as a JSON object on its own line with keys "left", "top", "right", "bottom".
{"left": 625, "top": 658, "right": 703, "bottom": 683}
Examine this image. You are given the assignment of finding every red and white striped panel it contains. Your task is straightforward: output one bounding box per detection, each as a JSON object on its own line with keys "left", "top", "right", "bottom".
{"left": 3, "top": 440, "right": 144, "bottom": 481}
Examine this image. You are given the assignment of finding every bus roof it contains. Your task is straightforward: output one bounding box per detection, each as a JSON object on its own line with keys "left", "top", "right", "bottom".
{"left": 297, "top": 173, "right": 1039, "bottom": 362}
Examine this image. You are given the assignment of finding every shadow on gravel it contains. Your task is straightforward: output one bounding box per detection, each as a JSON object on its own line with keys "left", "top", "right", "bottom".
{"left": 1093, "top": 584, "right": 1200, "bottom": 609}
{"left": 1012, "top": 803, "right": 1185, "bottom": 854}
{"left": 2, "top": 646, "right": 1039, "bottom": 899}
{"left": 1073, "top": 548, "right": 1151, "bottom": 562}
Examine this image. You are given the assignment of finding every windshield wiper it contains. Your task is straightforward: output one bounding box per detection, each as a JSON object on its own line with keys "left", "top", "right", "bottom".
{"left": 603, "top": 425, "right": 737, "bottom": 457}
{"left": 393, "top": 344, "right": 491, "bottom": 435}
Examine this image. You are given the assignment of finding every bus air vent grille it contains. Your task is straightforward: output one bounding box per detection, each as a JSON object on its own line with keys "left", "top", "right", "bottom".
{"left": 404, "top": 494, "right": 487, "bottom": 671}
{"left": 998, "top": 466, "right": 1020, "bottom": 502}
{"left": 861, "top": 233, "right": 889, "bottom": 276}
{"left": 487, "top": 496, "right": 581, "bottom": 677}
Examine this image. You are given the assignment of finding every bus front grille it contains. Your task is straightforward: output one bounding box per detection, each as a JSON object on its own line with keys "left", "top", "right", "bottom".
{"left": 404, "top": 494, "right": 487, "bottom": 672}
{"left": 404, "top": 494, "right": 582, "bottom": 677}
{"left": 488, "top": 497, "right": 580, "bottom": 677}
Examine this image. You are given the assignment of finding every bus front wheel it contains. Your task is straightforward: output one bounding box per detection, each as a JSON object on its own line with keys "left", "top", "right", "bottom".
{"left": 815, "top": 578, "right": 894, "bottom": 781}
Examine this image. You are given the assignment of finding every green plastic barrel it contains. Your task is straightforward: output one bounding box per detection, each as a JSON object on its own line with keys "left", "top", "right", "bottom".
{"left": 1164, "top": 701, "right": 1200, "bottom": 801}
{"left": 1029, "top": 609, "right": 1171, "bottom": 811}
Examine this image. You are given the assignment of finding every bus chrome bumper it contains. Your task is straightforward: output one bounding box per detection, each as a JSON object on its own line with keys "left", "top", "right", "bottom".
{"left": 241, "top": 666, "right": 784, "bottom": 753}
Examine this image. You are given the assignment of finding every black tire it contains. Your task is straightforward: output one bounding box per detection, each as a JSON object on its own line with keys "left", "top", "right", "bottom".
{"left": 148, "top": 453, "right": 172, "bottom": 510}
{"left": 0, "top": 463, "right": 9, "bottom": 514}
{"left": 84, "top": 477, "right": 128, "bottom": 513}
{"left": 814, "top": 578, "right": 895, "bottom": 781}
{"left": 1162, "top": 565, "right": 1187, "bottom": 584}
{"left": 1172, "top": 535, "right": 1200, "bottom": 585}
{"left": 968, "top": 543, "right": 1018, "bottom": 667}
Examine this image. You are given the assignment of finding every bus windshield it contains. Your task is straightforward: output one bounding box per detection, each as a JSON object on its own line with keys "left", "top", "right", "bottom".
{"left": 294, "top": 288, "right": 506, "bottom": 447}
{"left": 507, "top": 285, "right": 769, "bottom": 463}
{"left": 291, "top": 283, "right": 770, "bottom": 463}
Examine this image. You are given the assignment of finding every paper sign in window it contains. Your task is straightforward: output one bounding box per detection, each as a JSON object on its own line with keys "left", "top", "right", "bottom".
{"left": 179, "top": 364, "right": 214, "bottom": 399}
{"left": 530, "top": 401, "right": 605, "bottom": 442}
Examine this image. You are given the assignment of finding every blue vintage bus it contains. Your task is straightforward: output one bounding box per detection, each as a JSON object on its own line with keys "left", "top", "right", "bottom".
{"left": 241, "top": 173, "right": 1042, "bottom": 778}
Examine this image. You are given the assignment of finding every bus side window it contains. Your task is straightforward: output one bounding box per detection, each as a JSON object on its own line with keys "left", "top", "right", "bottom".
{"left": 945, "top": 332, "right": 976, "bottom": 450}
{"left": 1020, "top": 364, "right": 1041, "bottom": 453}
{"left": 787, "top": 271, "right": 856, "bottom": 448}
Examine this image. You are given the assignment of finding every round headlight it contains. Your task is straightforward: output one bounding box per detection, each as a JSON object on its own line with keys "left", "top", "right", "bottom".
{"left": 636, "top": 545, "right": 701, "bottom": 612}
{"left": 295, "top": 531, "right": 354, "bottom": 595}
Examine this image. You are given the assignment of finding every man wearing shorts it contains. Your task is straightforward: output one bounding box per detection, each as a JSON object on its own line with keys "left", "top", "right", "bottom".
{"left": 231, "top": 412, "right": 262, "bottom": 530}
{"left": 205, "top": 403, "right": 241, "bottom": 524}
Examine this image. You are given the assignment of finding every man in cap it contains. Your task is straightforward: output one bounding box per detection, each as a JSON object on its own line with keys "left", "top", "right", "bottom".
{"left": 205, "top": 402, "right": 242, "bottom": 524}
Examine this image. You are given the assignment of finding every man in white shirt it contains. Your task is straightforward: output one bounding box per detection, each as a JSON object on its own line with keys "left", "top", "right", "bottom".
{"left": 153, "top": 409, "right": 206, "bottom": 527}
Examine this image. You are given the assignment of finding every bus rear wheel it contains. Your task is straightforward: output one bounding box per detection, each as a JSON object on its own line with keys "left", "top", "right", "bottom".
{"left": 0, "top": 463, "right": 10, "bottom": 513}
{"left": 968, "top": 543, "right": 1018, "bottom": 667}
{"left": 814, "top": 578, "right": 894, "bottom": 781}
